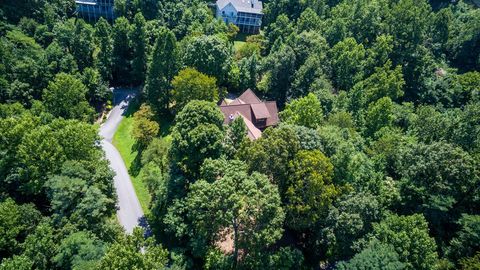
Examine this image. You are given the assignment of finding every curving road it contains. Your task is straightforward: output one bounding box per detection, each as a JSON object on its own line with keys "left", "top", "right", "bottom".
{"left": 99, "top": 89, "right": 145, "bottom": 234}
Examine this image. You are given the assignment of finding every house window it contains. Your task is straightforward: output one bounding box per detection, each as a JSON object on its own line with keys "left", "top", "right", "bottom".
{"left": 255, "top": 118, "right": 267, "bottom": 127}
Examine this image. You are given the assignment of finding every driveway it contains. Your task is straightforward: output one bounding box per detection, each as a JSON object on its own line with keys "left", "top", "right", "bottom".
{"left": 99, "top": 88, "right": 145, "bottom": 234}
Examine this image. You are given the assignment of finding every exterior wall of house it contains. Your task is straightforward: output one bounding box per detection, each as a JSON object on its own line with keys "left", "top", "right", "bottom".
{"left": 236, "top": 12, "right": 262, "bottom": 34}
{"left": 217, "top": 3, "right": 238, "bottom": 25}
{"left": 76, "top": 0, "right": 115, "bottom": 22}
{"left": 217, "top": 3, "right": 262, "bottom": 34}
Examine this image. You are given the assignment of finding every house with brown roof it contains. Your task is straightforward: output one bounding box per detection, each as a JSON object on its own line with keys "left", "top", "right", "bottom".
{"left": 219, "top": 89, "right": 279, "bottom": 140}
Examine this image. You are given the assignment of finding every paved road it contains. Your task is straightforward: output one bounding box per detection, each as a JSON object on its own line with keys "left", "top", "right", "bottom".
{"left": 99, "top": 89, "right": 145, "bottom": 234}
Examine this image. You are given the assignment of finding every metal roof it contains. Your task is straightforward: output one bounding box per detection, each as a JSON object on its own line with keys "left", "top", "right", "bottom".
{"left": 216, "top": 0, "right": 263, "bottom": 14}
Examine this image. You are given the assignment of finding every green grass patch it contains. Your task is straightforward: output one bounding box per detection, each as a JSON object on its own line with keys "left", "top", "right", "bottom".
{"left": 112, "top": 102, "right": 174, "bottom": 216}
{"left": 233, "top": 32, "right": 249, "bottom": 52}
{"left": 112, "top": 111, "right": 151, "bottom": 215}
{"left": 234, "top": 40, "right": 246, "bottom": 52}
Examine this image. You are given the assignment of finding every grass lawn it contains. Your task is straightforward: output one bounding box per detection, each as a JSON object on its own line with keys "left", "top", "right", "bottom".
{"left": 112, "top": 109, "right": 151, "bottom": 215}
{"left": 234, "top": 40, "right": 246, "bottom": 52}
{"left": 112, "top": 102, "right": 174, "bottom": 215}
{"left": 233, "top": 32, "right": 249, "bottom": 52}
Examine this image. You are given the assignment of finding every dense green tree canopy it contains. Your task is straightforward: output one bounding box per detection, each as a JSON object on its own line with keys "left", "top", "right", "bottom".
{"left": 42, "top": 73, "right": 93, "bottom": 121}
{"left": 1, "top": 0, "right": 480, "bottom": 268}
{"left": 183, "top": 35, "right": 232, "bottom": 84}
{"left": 171, "top": 68, "right": 219, "bottom": 111}
{"left": 166, "top": 159, "right": 284, "bottom": 265}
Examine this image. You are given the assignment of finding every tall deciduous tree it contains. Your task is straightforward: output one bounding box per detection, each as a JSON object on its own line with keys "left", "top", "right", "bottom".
{"left": 365, "top": 213, "right": 438, "bottom": 270}
{"left": 285, "top": 150, "right": 340, "bottom": 231}
{"left": 336, "top": 240, "right": 405, "bottom": 270}
{"left": 398, "top": 141, "right": 480, "bottom": 239}
{"left": 280, "top": 93, "right": 324, "bottom": 128}
{"left": 167, "top": 159, "right": 284, "bottom": 266}
{"left": 448, "top": 214, "right": 480, "bottom": 264}
{"left": 131, "top": 104, "right": 159, "bottom": 148}
{"left": 261, "top": 44, "right": 296, "bottom": 106}
{"left": 238, "top": 126, "right": 300, "bottom": 189}
{"left": 171, "top": 68, "right": 219, "bottom": 111}
{"left": 330, "top": 37, "right": 366, "bottom": 90}
{"left": 364, "top": 97, "right": 394, "bottom": 138}
{"left": 183, "top": 35, "right": 232, "bottom": 84}
{"left": 96, "top": 228, "right": 168, "bottom": 270}
{"left": 0, "top": 198, "right": 42, "bottom": 257}
{"left": 42, "top": 73, "right": 93, "bottom": 121}
{"left": 169, "top": 100, "right": 224, "bottom": 177}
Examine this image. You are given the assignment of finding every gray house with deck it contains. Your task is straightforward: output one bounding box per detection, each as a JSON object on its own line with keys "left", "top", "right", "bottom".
{"left": 216, "top": 0, "right": 263, "bottom": 34}
{"left": 75, "top": 0, "right": 115, "bottom": 22}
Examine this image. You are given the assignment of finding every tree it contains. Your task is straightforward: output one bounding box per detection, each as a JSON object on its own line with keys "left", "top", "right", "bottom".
{"left": 296, "top": 8, "right": 322, "bottom": 33}
{"left": 285, "top": 150, "right": 340, "bottom": 231}
{"left": 42, "top": 73, "right": 94, "bottom": 121}
{"left": 387, "top": 0, "right": 431, "bottom": 64}
{"left": 459, "top": 252, "right": 480, "bottom": 270}
{"left": 183, "top": 35, "right": 232, "bottom": 84}
{"left": 17, "top": 125, "right": 66, "bottom": 195}
{"left": 131, "top": 13, "right": 147, "bottom": 85}
{"left": 364, "top": 97, "right": 394, "bottom": 138}
{"left": 336, "top": 240, "right": 405, "bottom": 270}
{"left": 144, "top": 28, "right": 178, "bottom": 112}
{"left": 171, "top": 68, "right": 219, "bottom": 111}
{"left": 94, "top": 18, "right": 114, "bottom": 81}
{"left": 238, "top": 126, "right": 300, "bottom": 190}
{"left": 224, "top": 116, "right": 248, "bottom": 158}
{"left": 365, "top": 213, "right": 438, "bottom": 270}
{"left": 112, "top": 17, "right": 131, "bottom": 85}
{"left": 446, "top": 3, "right": 480, "bottom": 71}
{"left": 53, "top": 231, "right": 106, "bottom": 270}
{"left": 0, "top": 255, "right": 34, "bottom": 270}
{"left": 279, "top": 93, "right": 324, "bottom": 128}
{"left": 349, "top": 61, "right": 404, "bottom": 113}
{"left": 131, "top": 104, "right": 159, "bottom": 148}
{"left": 96, "top": 228, "right": 168, "bottom": 270}
{"left": 322, "top": 193, "right": 385, "bottom": 260}
{"left": 448, "top": 215, "right": 480, "bottom": 264}
{"left": 21, "top": 221, "right": 57, "bottom": 270}
{"left": 71, "top": 19, "right": 95, "bottom": 71}
{"left": 81, "top": 67, "right": 109, "bottom": 106}
{"left": 167, "top": 159, "right": 285, "bottom": 266}
{"left": 53, "top": 19, "right": 95, "bottom": 72}
{"left": 237, "top": 53, "right": 259, "bottom": 91}
{"left": 264, "top": 14, "right": 294, "bottom": 52}
{"left": 169, "top": 100, "right": 225, "bottom": 177}
{"left": 0, "top": 198, "right": 42, "bottom": 257}
{"left": 45, "top": 41, "right": 78, "bottom": 76}
{"left": 398, "top": 141, "right": 480, "bottom": 238}
{"left": 261, "top": 45, "right": 296, "bottom": 106}
{"left": 46, "top": 161, "right": 115, "bottom": 233}
{"left": 289, "top": 55, "right": 328, "bottom": 100}
{"left": 330, "top": 37, "right": 366, "bottom": 90}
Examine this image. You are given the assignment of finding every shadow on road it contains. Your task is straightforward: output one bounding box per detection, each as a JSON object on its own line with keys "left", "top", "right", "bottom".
{"left": 138, "top": 216, "right": 152, "bottom": 237}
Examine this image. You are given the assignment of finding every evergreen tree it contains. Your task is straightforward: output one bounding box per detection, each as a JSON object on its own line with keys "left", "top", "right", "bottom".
{"left": 144, "top": 28, "right": 178, "bottom": 113}
{"left": 94, "top": 18, "right": 113, "bottom": 82}
{"left": 112, "top": 17, "right": 131, "bottom": 85}
{"left": 131, "top": 13, "right": 147, "bottom": 85}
